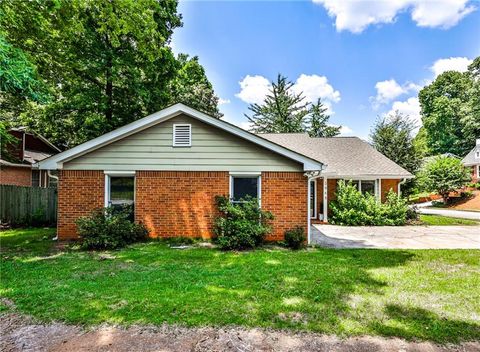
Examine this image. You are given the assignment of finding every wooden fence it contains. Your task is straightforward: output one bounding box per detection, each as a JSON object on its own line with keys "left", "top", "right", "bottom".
{"left": 0, "top": 185, "right": 57, "bottom": 225}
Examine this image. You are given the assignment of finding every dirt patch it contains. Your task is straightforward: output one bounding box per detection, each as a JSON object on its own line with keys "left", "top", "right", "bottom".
{"left": 446, "top": 191, "right": 480, "bottom": 212}
{"left": 1, "top": 313, "right": 479, "bottom": 352}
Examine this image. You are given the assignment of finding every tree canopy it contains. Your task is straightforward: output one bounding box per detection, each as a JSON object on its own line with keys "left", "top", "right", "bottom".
{"left": 246, "top": 74, "right": 341, "bottom": 137}
{"left": 0, "top": 0, "right": 220, "bottom": 148}
{"left": 418, "top": 57, "right": 480, "bottom": 157}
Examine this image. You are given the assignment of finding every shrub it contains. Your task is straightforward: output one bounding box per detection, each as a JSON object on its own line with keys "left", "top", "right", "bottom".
{"left": 330, "top": 181, "right": 408, "bottom": 226}
{"left": 76, "top": 206, "right": 148, "bottom": 250}
{"left": 284, "top": 226, "right": 306, "bottom": 249}
{"left": 213, "top": 195, "right": 274, "bottom": 250}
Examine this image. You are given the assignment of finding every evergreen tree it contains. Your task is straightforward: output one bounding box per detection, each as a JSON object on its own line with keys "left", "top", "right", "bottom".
{"left": 246, "top": 75, "right": 309, "bottom": 134}
{"left": 308, "top": 99, "right": 341, "bottom": 137}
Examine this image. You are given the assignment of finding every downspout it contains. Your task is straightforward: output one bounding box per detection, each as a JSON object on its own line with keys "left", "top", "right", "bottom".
{"left": 47, "top": 170, "right": 59, "bottom": 241}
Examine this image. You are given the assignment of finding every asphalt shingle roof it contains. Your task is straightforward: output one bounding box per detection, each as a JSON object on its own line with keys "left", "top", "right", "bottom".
{"left": 259, "top": 133, "right": 412, "bottom": 177}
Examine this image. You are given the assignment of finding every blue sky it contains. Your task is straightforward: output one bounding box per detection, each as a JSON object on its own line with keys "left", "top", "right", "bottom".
{"left": 172, "top": 0, "right": 480, "bottom": 139}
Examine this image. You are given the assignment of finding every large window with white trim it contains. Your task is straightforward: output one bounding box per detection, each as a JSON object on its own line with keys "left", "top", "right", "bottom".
{"left": 340, "top": 179, "right": 378, "bottom": 197}
{"left": 105, "top": 173, "right": 135, "bottom": 219}
{"left": 230, "top": 174, "right": 260, "bottom": 203}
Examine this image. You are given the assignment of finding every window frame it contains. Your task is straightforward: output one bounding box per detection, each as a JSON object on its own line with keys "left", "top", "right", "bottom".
{"left": 229, "top": 172, "right": 261, "bottom": 205}
{"left": 172, "top": 123, "right": 192, "bottom": 147}
{"left": 104, "top": 171, "right": 136, "bottom": 208}
{"left": 340, "top": 179, "right": 379, "bottom": 199}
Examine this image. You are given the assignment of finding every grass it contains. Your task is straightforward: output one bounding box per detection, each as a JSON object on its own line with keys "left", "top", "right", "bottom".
{"left": 419, "top": 214, "right": 480, "bottom": 226}
{"left": 1, "top": 228, "right": 480, "bottom": 343}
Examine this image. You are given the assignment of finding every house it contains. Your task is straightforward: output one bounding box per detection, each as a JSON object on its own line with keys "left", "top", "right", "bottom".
{"left": 37, "top": 104, "right": 413, "bottom": 243}
{"left": 0, "top": 127, "right": 60, "bottom": 187}
{"left": 462, "top": 139, "right": 480, "bottom": 183}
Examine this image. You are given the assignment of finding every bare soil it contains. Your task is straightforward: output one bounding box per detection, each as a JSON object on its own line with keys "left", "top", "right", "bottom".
{"left": 1, "top": 313, "right": 479, "bottom": 352}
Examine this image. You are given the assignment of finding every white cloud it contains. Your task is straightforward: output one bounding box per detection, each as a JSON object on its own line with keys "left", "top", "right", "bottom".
{"left": 313, "top": 0, "right": 475, "bottom": 33}
{"left": 430, "top": 56, "right": 473, "bottom": 77}
{"left": 235, "top": 75, "right": 271, "bottom": 105}
{"left": 218, "top": 98, "right": 231, "bottom": 105}
{"left": 339, "top": 125, "right": 353, "bottom": 135}
{"left": 386, "top": 97, "right": 422, "bottom": 126}
{"left": 371, "top": 79, "right": 421, "bottom": 109}
{"left": 236, "top": 74, "right": 340, "bottom": 114}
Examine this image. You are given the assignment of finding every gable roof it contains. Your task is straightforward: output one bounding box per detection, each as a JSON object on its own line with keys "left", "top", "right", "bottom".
{"left": 462, "top": 145, "right": 480, "bottom": 166}
{"left": 260, "top": 133, "right": 413, "bottom": 178}
{"left": 37, "top": 104, "right": 324, "bottom": 171}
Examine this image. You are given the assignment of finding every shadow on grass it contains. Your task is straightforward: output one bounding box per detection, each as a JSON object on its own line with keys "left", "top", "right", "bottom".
{"left": 369, "top": 304, "right": 480, "bottom": 343}
{"left": 2, "top": 230, "right": 479, "bottom": 343}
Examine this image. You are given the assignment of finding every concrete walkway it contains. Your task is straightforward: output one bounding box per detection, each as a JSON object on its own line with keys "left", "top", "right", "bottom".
{"left": 312, "top": 224, "right": 480, "bottom": 249}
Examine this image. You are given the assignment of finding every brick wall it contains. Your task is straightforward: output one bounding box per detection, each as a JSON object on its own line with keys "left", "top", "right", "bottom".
{"left": 261, "top": 172, "right": 307, "bottom": 240}
{"left": 0, "top": 165, "right": 31, "bottom": 186}
{"left": 57, "top": 170, "right": 310, "bottom": 241}
{"left": 57, "top": 170, "right": 104, "bottom": 240}
{"left": 135, "top": 171, "right": 229, "bottom": 238}
{"left": 381, "top": 179, "right": 400, "bottom": 202}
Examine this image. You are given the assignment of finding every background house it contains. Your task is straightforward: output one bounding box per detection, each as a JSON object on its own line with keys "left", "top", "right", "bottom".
{"left": 0, "top": 127, "right": 60, "bottom": 187}
{"left": 462, "top": 139, "right": 480, "bottom": 182}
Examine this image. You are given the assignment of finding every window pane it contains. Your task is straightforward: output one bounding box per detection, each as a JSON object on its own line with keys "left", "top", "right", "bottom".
{"left": 32, "top": 170, "right": 40, "bottom": 187}
{"left": 232, "top": 177, "right": 258, "bottom": 201}
{"left": 110, "top": 177, "right": 134, "bottom": 204}
{"left": 361, "top": 180, "right": 375, "bottom": 196}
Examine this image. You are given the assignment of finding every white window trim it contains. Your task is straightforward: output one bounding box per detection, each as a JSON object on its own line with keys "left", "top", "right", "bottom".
{"left": 172, "top": 123, "right": 192, "bottom": 147}
{"left": 343, "top": 179, "right": 379, "bottom": 200}
{"left": 104, "top": 171, "right": 136, "bottom": 208}
{"left": 229, "top": 173, "right": 262, "bottom": 206}
{"left": 310, "top": 179, "right": 317, "bottom": 219}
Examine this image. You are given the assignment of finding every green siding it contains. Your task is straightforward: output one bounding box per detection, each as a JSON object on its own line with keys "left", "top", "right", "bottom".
{"left": 64, "top": 114, "right": 303, "bottom": 171}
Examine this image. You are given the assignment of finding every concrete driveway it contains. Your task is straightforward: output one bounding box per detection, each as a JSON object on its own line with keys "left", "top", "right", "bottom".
{"left": 312, "top": 224, "right": 480, "bottom": 249}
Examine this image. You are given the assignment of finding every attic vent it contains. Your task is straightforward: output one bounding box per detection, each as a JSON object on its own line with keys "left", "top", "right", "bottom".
{"left": 173, "top": 124, "right": 191, "bottom": 147}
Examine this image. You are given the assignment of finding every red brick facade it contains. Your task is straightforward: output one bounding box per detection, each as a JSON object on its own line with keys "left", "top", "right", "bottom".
{"left": 57, "top": 170, "right": 104, "bottom": 239}
{"left": 135, "top": 171, "right": 229, "bottom": 239}
{"left": 0, "top": 165, "right": 32, "bottom": 186}
{"left": 261, "top": 172, "right": 308, "bottom": 240}
{"left": 56, "top": 170, "right": 308, "bottom": 241}
{"left": 380, "top": 179, "right": 400, "bottom": 202}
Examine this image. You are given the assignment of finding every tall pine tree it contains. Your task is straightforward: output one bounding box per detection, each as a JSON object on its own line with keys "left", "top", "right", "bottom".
{"left": 308, "top": 99, "right": 341, "bottom": 137}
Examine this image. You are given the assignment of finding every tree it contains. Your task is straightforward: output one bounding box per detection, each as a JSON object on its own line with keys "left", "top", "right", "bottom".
{"left": 1, "top": 0, "right": 220, "bottom": 148}
{"left": 418, "top": 58, "right": 480, "bottom": 156}
{"left": 370, "top": 111, "right": 422, "bottom": 197}
{"left": 246, "top": 74, "right": 309, "bottom": 134}
{"left": 418, "top": 156, "right": 470, "bottom": 204}
{"left": 246, "top": 74, "right": 340, "bottom": 136}
{"left": 168, "top": 54, "right": 222, "bottom": 118}
{"left": 308, "top": 99, "right": 340, "bottom": 137}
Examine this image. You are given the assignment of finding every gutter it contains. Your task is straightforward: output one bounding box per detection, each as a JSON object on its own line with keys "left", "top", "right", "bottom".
{"left": 47, "top": 170, "right": 59, "bottom": 241}
{"left": 304, "top": 170, "right": 324, "bottom": 245}
{"left": 398, "top": 178, "right": 407, "bottom": 196}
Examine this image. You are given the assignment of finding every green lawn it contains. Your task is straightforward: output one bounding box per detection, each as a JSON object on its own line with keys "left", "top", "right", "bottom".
{"left": 419, "top": 214, "right": 480, "bottom": 226}
{"left": 1, "top": 228, "right": 479, "bottom": 343}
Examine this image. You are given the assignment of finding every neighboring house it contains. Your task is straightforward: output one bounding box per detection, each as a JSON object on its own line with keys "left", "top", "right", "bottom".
{"left": 0, "top": 127, "right": 60, "bottom": 187}
{"left": 37, "top": 104, "right": 412, "bottom": 243}
{"left": 462, "top": 139, "right": 480, "bottom": 182}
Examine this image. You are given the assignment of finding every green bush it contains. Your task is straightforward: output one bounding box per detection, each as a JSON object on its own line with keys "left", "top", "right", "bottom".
{"left": 284, "top": 226, "right": 306, "bottom": 249}
{"left": 76, "top": 206, "right": 148, "bottom": 250}
{"left": 213, "top": 195, "right": 274, "bottom": 250}
{"left": 330, "top": 180, "right": 408, "bottom": 226}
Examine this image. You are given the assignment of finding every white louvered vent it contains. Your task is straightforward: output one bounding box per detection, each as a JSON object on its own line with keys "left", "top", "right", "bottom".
{"left": 173, "top": 124, "right": 192, "bottom": 147}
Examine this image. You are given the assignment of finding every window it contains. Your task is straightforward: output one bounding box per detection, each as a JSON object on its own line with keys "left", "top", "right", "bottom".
{"left": 105, "top": 173, "right": 135, "bottom": 219}
{"left": 310, "top": 180, "right": 317, "bottom": 218}
{"left": 173, "top": 124, "right": 191, "bottom": 147}
{"left": 230, "top": 175, "right": 260, "bottom": 203}
{"left": 32, "top": 170, "right": 40, "bottom": 187}
{"left": 360, "top": 180, "right": 376, "bottom": 196}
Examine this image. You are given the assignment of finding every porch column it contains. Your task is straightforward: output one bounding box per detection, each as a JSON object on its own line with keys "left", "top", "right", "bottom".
{"left": 323, "top": 177, "right": 328, "bottom": 223}
{"left": 307, "top": 177, "right": 311, "bottom": 244}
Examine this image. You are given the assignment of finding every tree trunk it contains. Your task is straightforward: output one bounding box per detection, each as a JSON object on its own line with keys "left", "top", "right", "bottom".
{"left": 105, "top": 54, "right": 113, "bottom": 123}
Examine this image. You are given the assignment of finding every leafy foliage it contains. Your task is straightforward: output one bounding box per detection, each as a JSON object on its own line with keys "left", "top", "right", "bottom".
{"left": 370, "top": 111, "right": 422, "bottom": 196}
{"left": 418, "top": 58, "right": 480, "bottom": 156}
{"left": 213, "top": 195, "right": 274, "bottom": 250}
{"left": 284, "top": 226, "right": 306, "bottom": 249}
{"left": 417, "top": 156, "right": 470, "bottom": 204}
{"left": 330, "top": 181, "right": 408, "bottom": 226}
{"left": 1, "top": 0, "right": 220, "bottom": 148}
{"left": 246, "top": 74, "right": 341, "bottom": 137}
{"left": 76, "top": 206, "right": 148, "bottom": 250}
